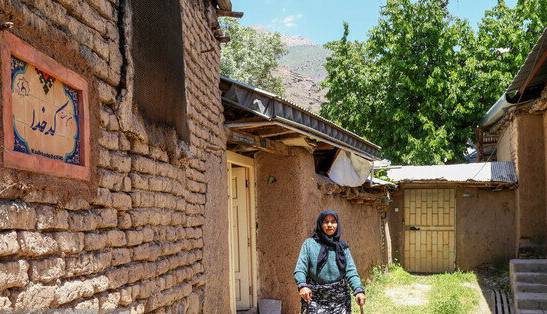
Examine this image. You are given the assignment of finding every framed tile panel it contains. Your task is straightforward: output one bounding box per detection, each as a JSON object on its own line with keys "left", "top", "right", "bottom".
{"left": 1, "top": 32, "right": 90, "bottom": 180}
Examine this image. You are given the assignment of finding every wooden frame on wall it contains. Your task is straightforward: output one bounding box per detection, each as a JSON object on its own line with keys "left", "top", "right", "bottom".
{"left": 227, "top": 151, "right": 258, "bottom": 313}
{"left": 0, "top": 32, "right": 90, "bottom": 181}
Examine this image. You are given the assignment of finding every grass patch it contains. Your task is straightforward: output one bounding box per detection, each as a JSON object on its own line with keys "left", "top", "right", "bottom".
{"left": 351, "top": 265, "right": 481, "bottom": 314}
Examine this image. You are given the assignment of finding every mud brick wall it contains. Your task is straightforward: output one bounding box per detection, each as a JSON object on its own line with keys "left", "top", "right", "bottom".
{"left": 0, "top": 0, "right": 227, "bottom": 312}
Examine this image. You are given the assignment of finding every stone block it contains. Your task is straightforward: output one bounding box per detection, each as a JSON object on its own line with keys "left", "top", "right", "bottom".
{"left": 98, "top": 129, "right": 119, "bottom": 150}
{"left": 125, "top": 230, "right": 144, "bottom": 246}
{"left": 30, "top": 257, "right": 65, "bottom": 283}
{"left": 88, "top": 275, "right": 109, "bottom": 293}
{"left": 93, "top": 188, "right": 113, "bottom": 207}
{"left": 130, "top": 139, "right": 150, "bottom": 155}
{"left": 62, "top": 197, "right": 90, "bottom": 211}
{"left": 111, "top": 248, "right": 131, "bottom": 266}
{"left": 65, "top": 251, "right": 111, "bottom": 277}
{"left": 54, "top": 279, "right": 94, "bottom": 305}
{"left": 111, "top": 153, "right": 131, "bottom": 173}
{"left": 119, "top": 133, "right": 131, "bottom": 151}
{"left": 55, "top": 232, "right": 84, "bottom": 254}
{"left": 84, "top": 232, "right": 108, "bottom": 251}
{"left": 0, "top": 260, "right": 29, "bottom": 290}
{"left": 131, "top": 156, "right": 157, "bottom": 174}
{"left": 118, "top": 212, "right": 132, "bottom": 229}
{"left": 107, "top": 230, "right": 126, "bottom": 247}
{"left": 98, "top": 168, "right": 124, "bottom": 191}
{"left": 95, "top": 208, "right": 117, "bottom": 228}
{"left": 22, "top": 190, "right": 60, "bottom": 204}
{"left": 18, "top": 231, "right": 58, "bottom": 256}
{"left": 100, "top": 292, "right": 121, "bottom": 310}
{"left": 0, "top": 231, "right": 19, "bottom": 256}
{"left": 69, "top": 212, "right": 99, "bottom": 231}
{"left": 130, "top": 191, "right": 155, "bottom": 207}
{"left": 74, "top": 297, "right": 99, "bottom": 310}
{"left": 36, "top": 206, "right": 69, "bottom": 230}
{"left": 0, "top": 201, "right": 36, "bottom": 230}
{"left": 106, "top": 267, "right": 129, "bottom": 289}
{"left": 129, "top": 173, "right": 149, "bottom": 190}
{"left": 14, "top": 283, "right": 55, "bottom": 309}
{"left": 112, "top": 192, "right": 131, "bottom": 210}
{"left": 123, "top": 176, "right": 132, "bottom": 192}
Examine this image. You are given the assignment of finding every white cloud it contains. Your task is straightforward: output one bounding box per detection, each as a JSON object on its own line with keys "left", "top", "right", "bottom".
{"left": 271, "top": 13, "right": 303, "bottom": 29}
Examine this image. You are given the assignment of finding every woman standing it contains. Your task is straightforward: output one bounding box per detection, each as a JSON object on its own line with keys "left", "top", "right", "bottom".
{"left": 294, "top": 209, "right": 366, "bottom": 313}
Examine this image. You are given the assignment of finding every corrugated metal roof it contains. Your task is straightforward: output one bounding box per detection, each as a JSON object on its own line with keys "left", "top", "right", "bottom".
{"left": 387, "top": 161, "right": 517, "bottom": 184}
{"left": 220, "top": 76, "right": 381, "bottom": 160}
{"left": 506, "top": 28, "right": 547, "bottom": 94}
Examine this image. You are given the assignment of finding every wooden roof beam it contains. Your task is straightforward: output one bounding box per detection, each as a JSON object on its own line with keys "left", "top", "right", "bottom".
{"left": 217, "top": 9, "right": 243, "bottom": 18}
{"left": 228, "top": 129, "right": 289, "bottom": 156}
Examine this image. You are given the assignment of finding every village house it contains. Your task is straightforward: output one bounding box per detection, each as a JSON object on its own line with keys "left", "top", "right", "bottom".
{"left": 386, "top": 162, "right": 517, "bottom": 273}
{"left": 477, "top": 28, "right": 547, "bottom": 258}
{"left": 384, "top": 28, "right": 547, "bottom": 312}
{"left": 220, "top": 77, "right": 391, "bottom": 313}
{"left": 0, "top": 0, "right": 392, "bottom": 313}
{"left": 476, "top": 28, "right": 547, "bottom": 312}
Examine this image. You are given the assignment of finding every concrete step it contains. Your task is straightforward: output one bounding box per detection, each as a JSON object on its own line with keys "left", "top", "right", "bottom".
{"left": 511, "top": 259, "right": 547, "bottom": 273}
{"left": 514, "top": 273, "right": 547, "bottom": 285}
{"left": 517, "top": 283, "right": 547, "bottom": 293}
{"left": 515, "top": 292, "right": 547, "bottom": 310}
{"left": 519, "top": 310, "right": 547, "bottom": 314}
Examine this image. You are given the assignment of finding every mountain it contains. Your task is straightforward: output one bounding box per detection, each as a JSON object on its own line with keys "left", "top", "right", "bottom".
{"left": 276, "top": 34, "right": 331, "bottom": 113}
{"left": 252, "top": 28, "right": 330, "bottom": 113}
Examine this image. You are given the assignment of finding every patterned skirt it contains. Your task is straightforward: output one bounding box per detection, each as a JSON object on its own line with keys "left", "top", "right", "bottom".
{"left": 300, "top": 279, "right": 351, "bottom": 314}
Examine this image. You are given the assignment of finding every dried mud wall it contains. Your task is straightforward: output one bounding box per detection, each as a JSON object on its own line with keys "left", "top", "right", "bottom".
{"left": 514, "top": 114, "right": 545, "bottom": 247}
{"left": 455, "top": 188, "right": 516, "bottom": 269}
{"left": 0, "top": 0, "right": 227, "bottom": 312}
{"left": 389, "top": 187, "right": 516, "bottom": 270}
{"left": 255, "top": 148, "right": 385, "bottom": 314}
{"left": 496, "top": 122, "right": 517, "bottom": 162}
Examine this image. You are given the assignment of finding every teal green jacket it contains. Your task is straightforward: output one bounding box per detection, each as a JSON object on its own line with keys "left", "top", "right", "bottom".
{"left": 294, "top": 238, "right": 364, "bottom": 294}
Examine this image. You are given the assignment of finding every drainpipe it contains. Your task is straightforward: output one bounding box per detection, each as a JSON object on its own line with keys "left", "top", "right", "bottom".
{"left": 479, "top": 93, "right": 516, "bottom": 128}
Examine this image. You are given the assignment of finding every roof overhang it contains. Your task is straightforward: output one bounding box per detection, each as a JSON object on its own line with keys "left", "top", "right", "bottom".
{"left": 220, "top": 77, "right": 380, "bottom": 160}
{"left": 506, "top": 28, "right": 547, "bottom": 103}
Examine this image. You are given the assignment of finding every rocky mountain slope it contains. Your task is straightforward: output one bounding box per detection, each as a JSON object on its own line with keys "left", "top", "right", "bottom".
{"left": 261, "top": 30, "right": 330, "bottom": 113}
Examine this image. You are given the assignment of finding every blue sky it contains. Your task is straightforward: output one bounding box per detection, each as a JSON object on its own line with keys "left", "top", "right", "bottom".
{"left": 231, "top": 0, "right": 517, "bottom": 45}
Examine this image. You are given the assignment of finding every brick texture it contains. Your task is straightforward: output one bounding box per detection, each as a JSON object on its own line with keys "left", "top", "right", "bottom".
{"left": 0, "top": 0, "right": 225, "bottom": 312}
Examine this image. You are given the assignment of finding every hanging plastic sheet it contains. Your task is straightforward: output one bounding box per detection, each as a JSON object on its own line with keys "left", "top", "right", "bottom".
{"left": 327, "top": 149, "right": 372, "bottom": 187}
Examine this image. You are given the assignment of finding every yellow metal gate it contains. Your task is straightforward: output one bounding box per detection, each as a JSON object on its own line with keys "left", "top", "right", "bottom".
{"left": 403, "top": 189, "right": 455, "bottom": 273}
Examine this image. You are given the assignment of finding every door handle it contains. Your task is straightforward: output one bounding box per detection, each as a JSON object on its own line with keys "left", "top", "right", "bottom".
{"left": 409, "top": 226, "right": 420, "bottom": 231}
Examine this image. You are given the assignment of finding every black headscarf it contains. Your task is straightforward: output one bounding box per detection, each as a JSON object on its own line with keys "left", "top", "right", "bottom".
{"left": 312, "top": 209, "right": 348, "bottom": 274}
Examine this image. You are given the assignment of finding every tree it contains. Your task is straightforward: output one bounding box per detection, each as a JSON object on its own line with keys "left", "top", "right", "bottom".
{"left": 320, "top": 0, "right": 546, "bottom": 165}
{"left": 473, "top": 0, "right": 547, "bottom": 105}
{"left": 220, "top": 18, "right": 287, "bottom": 95}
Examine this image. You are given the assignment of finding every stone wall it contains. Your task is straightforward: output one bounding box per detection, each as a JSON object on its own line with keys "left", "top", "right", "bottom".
{"left": 0, "top": 0, "right": 226, "bottom": 312}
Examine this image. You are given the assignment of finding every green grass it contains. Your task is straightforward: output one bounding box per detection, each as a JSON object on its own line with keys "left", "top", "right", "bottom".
{"left": 351, "top": 265, "right": 481, "bottom": 314}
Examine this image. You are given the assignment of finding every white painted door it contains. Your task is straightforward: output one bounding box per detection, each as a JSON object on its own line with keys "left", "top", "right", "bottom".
{"left": 230, "top": 167, "right": 252, "bottom": 309}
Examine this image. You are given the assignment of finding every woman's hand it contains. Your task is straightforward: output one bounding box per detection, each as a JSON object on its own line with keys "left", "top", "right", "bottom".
{"left": 355, "top": 292, "right": 366, "bottom": 306}
{"left": 299, "top": 287, "right": 313, "bottom": 303}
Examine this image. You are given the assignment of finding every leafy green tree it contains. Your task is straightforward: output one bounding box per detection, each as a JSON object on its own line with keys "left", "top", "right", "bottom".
{"left": 321, "top": 0, "right": 546, "bottom": 165}
{"left": 220, "top": 18, "right": 287, "bottom": 95}
{"left": 474, "top": 0, "right": 546, "bottom": 104}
